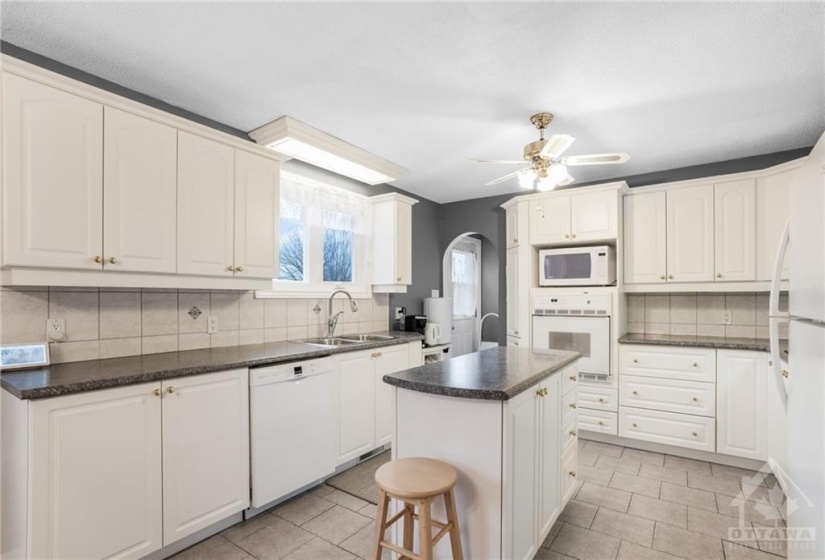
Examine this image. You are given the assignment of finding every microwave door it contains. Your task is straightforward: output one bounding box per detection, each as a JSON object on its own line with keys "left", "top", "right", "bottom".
{"left": 531, "top": 316, "right": 610, "bottom": 375}
{"left": 542, "top": 253, "right": 593, "bottom": 286}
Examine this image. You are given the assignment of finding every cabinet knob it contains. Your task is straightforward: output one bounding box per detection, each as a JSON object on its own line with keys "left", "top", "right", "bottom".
{"left": 632, "top": 391, "right": 638, "bottom": 395}
{"left": 571, "top": 233, "right": 577, "bottom": 239}
{"left": 692, "top": 397, "right": 699, "bottom": 402}
{"left": 396, "top": 277, "right": 402, "bottom": 282}
{"left": 692, "top": 362, "right": 699, "bottom": 367}
{"left": 536, "top": 388, "right": 544, "bottom": 397}
{"left": 226, "top": 265, "right": 234, "bottom": 272}
{"left": 569, "top": 403, "right": 577, "bottom": 409}
{"left": 569, "top": 430, "right": 577, "bottom": 437}
{"left": 632, "top": 423, "right": 638, "bottom": 428}
{"left": 513, "top": 237, "right": 518, "bottom": 243}
{"left": 691, "top": 432, "right": 698, "bottom": 437}
{"left": 598, "top": 421, "right": 605, "bottom": 426}
{"left": 632, "top": 359, "right": 638, "bottom": 364}
{"left": 668, "top": 275, "right": 674, "bottom": 280}
{"left": 166, "top": 386, "right": 175, "bottom": 394}
{"left": 513, "top": 341, "right": 519, "bottom": 347}
{"left": 93, "top": 256, "right": 103, "bottom": 263}
{"left": 569, "top": 375, "right": 576, "bottom": 381}
{"left": 768, "top": 360, "right": 773, "bottom": 367}
{"left": 781, "top": 369, "right": 789, "bottom": 378}
{"left": 717, "top": 273, "right": 722, "bottom": 278}
{"left": 108, "top": 257, "right": 117, "bottom": 264}
{"left": 659, "top": 275, "right": 666, "bottom": 280}
{"left": 235, "top": 266, "right": 244, "bottom": 272}
{"left": 569, "top": 471, "right": 577, "bottom": 478}
{"left": 514, "top": 330, "right": 519, "bottom": 335}
{"left": 153, "top": 388, "right": 161, "bottom": 397}
{"left": 564, "top": 234, "right": 570, "bottom": 239}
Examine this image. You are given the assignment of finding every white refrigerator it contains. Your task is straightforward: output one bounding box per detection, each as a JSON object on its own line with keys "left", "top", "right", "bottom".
{"left": 772, "top": 130, "right": 825, "bottom": 559}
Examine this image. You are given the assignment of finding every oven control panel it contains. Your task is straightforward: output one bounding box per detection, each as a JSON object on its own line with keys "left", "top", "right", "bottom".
{"left": 532, "top": 293, "right": 612, "bottom": 316}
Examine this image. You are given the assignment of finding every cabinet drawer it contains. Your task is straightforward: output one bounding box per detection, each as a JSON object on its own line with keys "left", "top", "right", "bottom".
{"left": 619, "top": 376, "right": 715, "bottom": 417}
{"left": 578, "top": 386, "right": 618, "bottom": 412}
{"left": 562, "top": 415, "right": 578, "bottom": 453}
{"left": 620, "top": 345, "right": 716, "bottom": 382}
{"left": 562, "top": 444, "right": 578, "bottom": 503}
{"left": 562, "top": 365, "right": 578, "bottom": 394}
{"left": 563, "top": 389, "right": 578, "bottom": 424}
{"left": 578, "top": 409, "right": 617, "bottom": 435}
{"left": 619, "top": 406, "right": 716, "bottom": 452}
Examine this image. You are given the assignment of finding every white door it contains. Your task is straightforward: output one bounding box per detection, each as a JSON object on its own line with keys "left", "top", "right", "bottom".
{"left": 177, "top": 132, "right": 235, "bottom": 276}
{"left": 2, "top": 73, "right": 104, "bottom": 269}
{"left": 538, "top": 375, "right": 562, "bottom": 538}
{"left": 234, "top": 150, "right": 280, "bottom": 278}
{"left": 757, "top": 168, "right": 795, "bottom": 281}
{"left": 337, "top": 350, "right": 376, "bottom": 464}
{"left": 624, "top": 192, "right": 667, "bottom": 284}
{"left": 374, "top": 344, "right": 410, "bottom": 447}
{"left": 29, "top": 383, "right": 162, "bottom": 560}
{"left": 532, "top": 316, "right": 611, "bottom": 376}
{"left": 716, "top": 350, "right": 767, "bottom": 460}
{"left": 506, "top": 247, "right": 521, "bottom": 338}
{"left": 570, "top": 190, "right": 617, "bottom": 242}
{"left": 505, "top": 389, "right": 539, "bottom": 560}
{"left": 449, "top": 238, "right": 481, "bottom": 356}
{"left": 161, "top": 369, "right": 249, "bottom": 544}
{"left": 667, "top": 185, "right": 715, "bottom": 282}
{"left": 714, "top": 179, "right": 756, "bottom": 282}
{"left": 530, "top": 196, "right": 571, "bottom": 245}
{"left": 104, "top": 107, "right": 177, "bottom": 273}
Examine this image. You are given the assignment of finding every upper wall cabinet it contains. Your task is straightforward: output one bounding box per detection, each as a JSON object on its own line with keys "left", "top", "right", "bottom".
{"left": 529, "top": 187, "right": 620, "bottom": 246}
{"left": 624, "top": 192, "right": 667, "bottom": 284}
{"left": 530, "top": 195, "right": 571, "bottom": 245}
{"left": 506, "top": 204, "right": 528, "bottom": 249}
{"left": 2, "top": 73, "right": 104, "bottom": 269}
{"left": 234, "top": 150, "right": 280, "bottom": 279}
{"left": 104, "top": 107, "right": 178, "bottom": 273}
{"left": 666, "top": 184, "right": 715, "bottom": 283}
{"left": 714, "top": 179, "right": 756, "bottom": 282}
{"left": 757, "top": 167, "right": 796, "bottom": 281}
{"left": 372, "top": 193, "right": 418, "bottom": 292}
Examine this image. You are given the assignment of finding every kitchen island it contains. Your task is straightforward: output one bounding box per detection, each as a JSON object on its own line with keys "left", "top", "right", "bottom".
{"left": 383, "top": 347, "right": 580, "bottom": 560}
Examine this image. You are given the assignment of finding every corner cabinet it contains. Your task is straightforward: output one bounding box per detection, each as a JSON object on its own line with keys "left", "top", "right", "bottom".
{"left": 371, "top": 193, "right": 418, "bottom": 293}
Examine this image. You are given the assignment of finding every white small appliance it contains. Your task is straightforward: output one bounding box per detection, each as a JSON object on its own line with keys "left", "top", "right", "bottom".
{"left": 424, "top": 323, "right": 443, "bottom": 346}
{"left": 532, "top": 293, "right": 612, "bottom": 381}
{"left": 538, "top": 245, "right": 616, "bottom": 287}
{"left": 423, "top": 297, "right": 452, "bottom": 344}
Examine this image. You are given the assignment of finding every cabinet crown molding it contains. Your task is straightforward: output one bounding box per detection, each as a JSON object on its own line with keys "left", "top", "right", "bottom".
{"left": 501, "top": 181, "right": 627, "bottom": 209}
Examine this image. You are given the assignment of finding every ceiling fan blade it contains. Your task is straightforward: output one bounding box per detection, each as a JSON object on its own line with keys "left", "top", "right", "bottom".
{"left": 470, "top": 158, "right": 525, "bottom": 165}
{"left": 561, "top": 152, "right": 630, "bottom": 166}
{"left": 485, "top": 168, "right": 528, "bottom": 186}
{"left": 540, "top": 134, "right": 575, "bottom": 158}
{"left": 558, "top": 173, "right": 575, "bottom": 187}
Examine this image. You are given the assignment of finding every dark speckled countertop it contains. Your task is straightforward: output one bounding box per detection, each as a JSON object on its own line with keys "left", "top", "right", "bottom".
{"left": 1, "top": 331, "right": 423, "bottom": 400}
{"left": 382, "top": 347, "right": 580, "bottom": 401}
{"left": 618, "top": 333, "right": 789, "bottom": 358}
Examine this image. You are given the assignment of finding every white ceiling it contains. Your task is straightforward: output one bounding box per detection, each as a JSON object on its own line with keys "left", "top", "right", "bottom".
{"left": 2, "top": 2, "right": 824, "bottom": 203}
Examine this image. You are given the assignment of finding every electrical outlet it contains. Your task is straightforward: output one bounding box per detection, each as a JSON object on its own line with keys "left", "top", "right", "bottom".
{"left": 395, "top": 307, "right": 405, "bottom": 320}
{"left": 207, "top": 316, "right": 218, "bottom": 334}
{"left": 47, "top": 318, "right": 66, "bottom": 342}
{"left": 722, "top": 310, "right": 732, "bottom": 325}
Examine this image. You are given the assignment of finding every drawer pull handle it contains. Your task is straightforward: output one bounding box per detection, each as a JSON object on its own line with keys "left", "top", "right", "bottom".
{"left": 569, "top": 403, "right": 577, "bottom": 409}
{"left": 569, "top": 471, "right": 577, "bottom": 478}
{"left": 569, "top": 430, "right": 577, "bottom": 437}
{"left": 691, "top": 432, "right": 698, "bottom": 437}
{"left": 632, "top": 423, "right": 638, "bottom": 428}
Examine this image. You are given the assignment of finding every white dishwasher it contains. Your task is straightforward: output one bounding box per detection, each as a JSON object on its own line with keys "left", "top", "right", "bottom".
{"left": 250, "top": 357, "right": 336, "bottom": 508}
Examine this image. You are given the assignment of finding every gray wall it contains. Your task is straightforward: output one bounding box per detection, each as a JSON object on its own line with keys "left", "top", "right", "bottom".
{"left": 478, "top": 235, "right": 500, "bottom": 342}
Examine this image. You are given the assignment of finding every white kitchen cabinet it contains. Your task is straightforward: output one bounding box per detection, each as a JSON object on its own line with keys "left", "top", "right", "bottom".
{"left": 666, "top": 184, "right": 715, "bottom": 282}
{"left": 570, "top": 189, "right": 618, "bottom": 243}
{"left": 757, "top": 167, "right": 796, "bottom": 281}
{"left": 26, "top": 383, "right": 163, "bottom": 560}
{"left": 507, "top": 336, "right": 522, "bottom": 347}
{"left": 506, "top": 247, "right": 521, "bottom": 338}
{"left": 529, "top": 195, "right": 571, "bottom": 245}
{"left": 714, "top": 179, "right": 756, "bottom": 282}
{"left": 619, "top": 375, "right": 715, "bottom": 417}
{"left": 372, "top": 193, "right": 417, "bottom": 292}
{"left": 538, "top": 374, "right": 562, "bottom": 538}
{"left": 374, "top": 344, "right": 410, "bottom": 447}
{"left": 337, "top": 349, "right": 377, "bottom": 464}
{"left": 506, "top": 206, "right": 520, "bottom": 249}
{"left": 624, "top": 192, "right": 667, "bottom": 284}
{"left": 716, "top": 350, "right": 767, "bottom": 461}
{"left": 161, "top": 369, "right": 249, "bottom": 544}
{"left": 577, "top": 408, "right": 617, "bottom": 435}
{"left": 233, "top": 150, "right": 280, "bottom": 279}
{"left": 504, "top": 385, "right": 539, "bottom": 560}
{"left": 620, "top": 344, "right": 716, "bottom": 382}
{"left": 177, "top": 132, "right": 236, "bottom": 277}
{"left": 619, "top": 406, "right": 716, "bottom": 452}
{"left": 103, "top": 107, "right": 177, "bottom": 273}
{"left": 2, "top": 73, "right": 104, "bottom": 270}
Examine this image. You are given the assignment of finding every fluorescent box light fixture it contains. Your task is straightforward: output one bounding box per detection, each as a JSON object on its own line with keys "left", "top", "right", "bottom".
{"left": 250, "top": 117, "right": 406, "bottom": 185}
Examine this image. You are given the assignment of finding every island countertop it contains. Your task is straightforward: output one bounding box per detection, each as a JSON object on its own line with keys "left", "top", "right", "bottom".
{"left": 382, "top": 346, "right": 580, "bottom": 401}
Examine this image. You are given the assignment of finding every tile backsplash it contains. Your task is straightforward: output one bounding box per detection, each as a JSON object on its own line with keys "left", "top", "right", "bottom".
{"left": 627, "top": 293, "right": 789, "bottom": 339}
{"left": 0, "top": 288, "right": 390, "bottom": 364}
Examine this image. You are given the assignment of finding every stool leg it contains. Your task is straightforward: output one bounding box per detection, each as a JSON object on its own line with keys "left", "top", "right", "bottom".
{"left": 372, "top": 489, "right": 390, "bottom": 560}
{"left": 403, "top": 502, "right": 414, "bottom": 558}
{"left": 418, "top": 497, "right": 433, "bottom": 560}
{"left": 444, "top": 489, "right": 464, "bottom": 560}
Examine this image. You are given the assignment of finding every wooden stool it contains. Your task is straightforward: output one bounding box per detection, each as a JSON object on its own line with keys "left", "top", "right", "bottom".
{"left": 371, "top": 457, "right": 463, "bottom": 560}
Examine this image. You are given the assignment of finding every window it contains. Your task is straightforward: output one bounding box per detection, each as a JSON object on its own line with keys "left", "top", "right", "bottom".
{"left": 451, "top": 245, "right": 478, "bottom": 318}
{"left": 279, "top": 200, "right": 305, "bottom": 281}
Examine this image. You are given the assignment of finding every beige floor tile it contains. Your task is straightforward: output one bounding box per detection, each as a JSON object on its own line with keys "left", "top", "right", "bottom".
{"left": 273, "top": 494, "right": 335, "bottom": 525}
{"left": 639, "top": 463, "right": 688, "bottom": 486}
{"left": 595, "top": 455, "right": 642, "bottom": 476}
{"left": 664, "top": 455, "right": 712, "bottom": 475}
{"left": 583, "top": 441, "right": 624, "bottom": 458}
{"left": 710, "top": 464, "right": 768, "bottom": 484}
{"left": 590, "top": 507, "right": 655, "bottom": 547}
{"left": 617, "top": 540, "right": 682, "bottom": 560}
{"left": 339, "top": 524, "right": 391, "bottom": 560}
{"left": 579, "top": 450, "right": 599, "bottom": 467}
{"left": 660, "top": 481, "right": 717, "bottom": 512}
{"left": 282, "top": 537, "right": 356, "bottom": 560}
{"left": 234, "top": 517, "right": 314, "bottom": 560}
{"left": 621, "top": 447, "right": 666, "bottom": 467}
{"left": 688, "top": 471, "right": 743, "bottom": 497}
{"left": 577, "top": 464, "right": 614, "bottom": 486}
{"left": 716, "top": 494, "right": 784, "bottom": 525}
{"left": 628, "top": 494, "right": 687, "bottom": 528}
{"left": 609, "top": 472, "right": 661, "bottom": 498}
{"left": 752, "top": 523, "right": 787, "bottom": 558}
{"left": 723, "top": 539, "right": 785, "bottom": 560}
{"left": 301, "top": 505, "right": 372, "bottom": 545}
{"left": 172, "top": 535, "right": 248, "bottom": 560}
{"left": 559, "top": 499, "right": 598, "bottom": 528}
{"left": 358, "top": 503, "right": 377, "bottom": 519}
{"left": 310, "top": 484, "right": 336, "bottom": 497}
{"left": 222, "top": 513, "right": 282, "bottom": 544}
{"left": 324, "top": 489, "right": 371, "bottom": 512}
{"left": 550, "top": 522, "right": 621, "bottom": 560}
{"left": 688, "top": 507, "right": 759, "bottom": 548}
{"left": 652, "top": 523, "right": 724, "bottom": 560}
{"left": 575, "top": 482, "right": 632, "bottom": 512}
{"left": 535, "top": 548, "right": 577, "bottom": 560}
{"left": 541, "top": 520, "right": 564, "bottom": 548}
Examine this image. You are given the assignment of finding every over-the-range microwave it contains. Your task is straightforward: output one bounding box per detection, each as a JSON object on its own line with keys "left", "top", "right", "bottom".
{"left": 538, "top": 245, "right": 616, "bottom": 287}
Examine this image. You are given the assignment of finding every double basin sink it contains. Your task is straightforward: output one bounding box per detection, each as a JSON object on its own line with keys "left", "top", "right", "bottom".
{"left": 300, "top": 334, "right": 396, "bottom": 349}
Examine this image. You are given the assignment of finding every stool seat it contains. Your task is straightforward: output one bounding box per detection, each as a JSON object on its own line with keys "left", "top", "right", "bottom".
{"left": 375, "top": 457, "right": 457, "bottom": 499}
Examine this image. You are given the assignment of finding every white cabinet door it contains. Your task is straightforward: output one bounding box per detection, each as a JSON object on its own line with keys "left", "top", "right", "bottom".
{"left": 506, "top": 206, "right": 520, "bottom": 248}
{"left": 177, "top": 132, "right": 235, "bottom": 276}
{"left": 667, "top": 185, "right": 715, "bottom": 282}
{"left": 624, "top": 192, "right": 667, "bottom": 284}
{"left": 757, "top": 168, "right": 795, "bottom": 281}
{"left": 337, "top": 350, "right": 376, "bottom": 464}
{"left": 506, "top": 247, "right": 520, "bottom": 337}
{"left": 504, "top": 388, "right": 539, "bottom": 560}
{"left": 29, "top": 383, "right": 162, "bottom": 560}
{"left": 538, "top": 375, "right": 561, "bottom": 539}
{"left": 374, "top": 344, "right": 410, "bottom": 447}
{"left": 234, "top": 150, "right": 280, "bottom": 279}
{"left": 529, "top": 196, "right": 571, "bottom": 245}
{"left": 716, "top": 350, "right": 767, "bottom": 461}
{"left": 394, "top": 200, "right": 413, "bottom": 284}
{"left": 714, "top": 179, "right": 756, "bottom": 282}
{"left": 161, "top": 369, "right": 249, "bottom": 544}
{"left": 570, "top": 190, "right": 617, "bottom": 242}
{"left": 104, "top": 107, "right": 177, "bottom": 273}
{"left": 372, "top": 195, "right": 415, "bottom": 289}
{"left": 2, "top": 73, "right": 103, "bottom": 269}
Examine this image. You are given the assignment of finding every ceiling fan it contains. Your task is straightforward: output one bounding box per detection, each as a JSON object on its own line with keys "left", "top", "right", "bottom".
{"left": 472, "top": 112, "right": 630, "bottom": 191}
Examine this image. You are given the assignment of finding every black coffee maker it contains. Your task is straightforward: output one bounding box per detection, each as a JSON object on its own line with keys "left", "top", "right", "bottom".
{"left": 404, "top": 315, "right": 428, "bottom": 335}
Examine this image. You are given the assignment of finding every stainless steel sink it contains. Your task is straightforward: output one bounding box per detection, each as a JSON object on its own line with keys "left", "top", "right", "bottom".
{"left": 340, "top": 334, "right": 396, "bottom": 342}
{"left": 301, "top": 337, "right": 364, "bottom": 348}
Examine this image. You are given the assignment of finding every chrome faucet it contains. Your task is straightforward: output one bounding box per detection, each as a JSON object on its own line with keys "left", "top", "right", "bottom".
{"left": 327, "top": 289, "right": 358, "bottom": 337}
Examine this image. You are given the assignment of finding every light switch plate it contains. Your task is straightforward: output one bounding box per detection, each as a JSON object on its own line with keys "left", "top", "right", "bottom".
{"left": 207, "top": 316, "right": 219, "bottom": 334}
{"left": 47, "top": 318, "right": 65, "bottom": 342}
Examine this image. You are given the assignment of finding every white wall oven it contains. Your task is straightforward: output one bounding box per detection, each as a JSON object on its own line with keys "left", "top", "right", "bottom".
{"left": 532, "top": 293, "right": 612, "bottom": 382}
{"left": 538, "top": 245, "right": 616, "bottom": 287}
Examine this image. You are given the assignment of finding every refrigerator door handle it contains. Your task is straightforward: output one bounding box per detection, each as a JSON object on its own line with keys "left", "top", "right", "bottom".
{"left": 769, "top": 221, "right": 790, "bottom": 318}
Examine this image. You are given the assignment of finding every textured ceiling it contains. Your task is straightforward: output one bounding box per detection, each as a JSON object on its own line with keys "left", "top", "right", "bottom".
{"left": 2, "top": 2, "right": 823, "bottom": 203}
